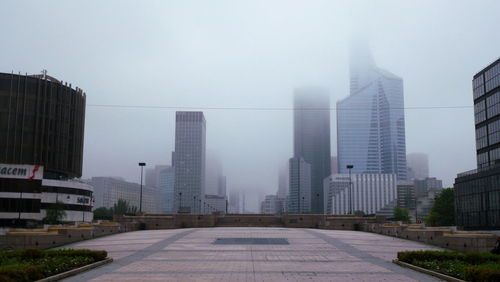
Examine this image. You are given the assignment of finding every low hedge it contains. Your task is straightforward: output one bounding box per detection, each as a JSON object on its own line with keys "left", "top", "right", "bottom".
{"left": 398, "top": 250, "right": 500, "bottom": 281}
{"left": 0, "top": 249, "right": 107, "bottom": 282}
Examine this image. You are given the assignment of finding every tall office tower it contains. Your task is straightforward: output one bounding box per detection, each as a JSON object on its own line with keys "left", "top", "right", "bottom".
{"left": 173, "top": 111, "right": 206, "bottom": 213}
{"left": 288, "top": 157, "right": 311, "bottom": 213}
{"left": 293, "top": 87, "right": 331, "bottom": 213}
{"left": 337, "top": 42, "right": 407, "bottom": 180}
{"left": 407, "top": 153, "right": 429, "bottom": 180}
{"left": 455, "top": 58, "right": 500, "bottom": 230}
{"left": 331, "top": 156, "right": 339, "bottom": 174}
{"left": 218, "top": 176, "right": 227, "bottom": 197}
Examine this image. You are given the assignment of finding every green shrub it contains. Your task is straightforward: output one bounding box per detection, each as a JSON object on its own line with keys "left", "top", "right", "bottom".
{"left": 397, "top": 250, "right": 500, "bottom": 265}
{"left": 45, "top": 249, "right": 107, "bottom": 261}
{"left": 20, "top": 248, "right": 44, "bottom": 260}
{"left": 412, "top": 259, "right": 467, "bottom": 280}
{"left": 464, "top": 263, "right": 500, "bottom": 282}
{"left": 0, "top": 264, "right": 44, "bottom": 282}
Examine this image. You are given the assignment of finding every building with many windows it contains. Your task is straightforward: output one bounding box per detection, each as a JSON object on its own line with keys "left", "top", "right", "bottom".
{"left": 323, "top": 173, "right": 397, "bottom": 215}
{"left": 337, "top": 43, "right": 407, "bottom": 180}
{"left": 88, "top": 177, "right": 163, "bottom": 213}
{"left": 292, "top": 87, "right": 331, "bottom": 213}
{"left": 173, "top": 111, "right": 206, "bottom": 213}
{"left": 288, "top": 157, "right": 311, "bottom": 213}
{"left": 455, "top": 58, "right": 500, "bottom": 230}
{"left": 0, "top": 72, "right": 91, "bottom": 226}
{"left": 407, "top": 153, "right": 429, "bottom": 180}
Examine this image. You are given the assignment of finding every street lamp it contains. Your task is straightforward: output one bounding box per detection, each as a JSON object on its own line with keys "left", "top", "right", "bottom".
{"left": 193, "top": 196, "right": 196, "bottom": 214}
{"left": 302, "top": 196, "right": 305, "bottom": 213}
{"left": 178, "top": 192, "right": 182, "bottom": 213}
{"left": 138, "top": 162, "right": 146, "bottom": 214}
{"left": 346, "top": 165, "right": 353, "bottom": 215}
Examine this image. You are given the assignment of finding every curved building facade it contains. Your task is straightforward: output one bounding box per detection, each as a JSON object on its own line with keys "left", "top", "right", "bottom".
{"left": 0, "top": 72, "right": 90, "bottom": 226}
{"left": 0, "top": 72, "right": 86, "bottom": 179}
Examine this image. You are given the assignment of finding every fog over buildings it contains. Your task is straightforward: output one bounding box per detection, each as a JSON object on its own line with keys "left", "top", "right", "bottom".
{"left": 1, "top": 1, "right": 500, "bottom": 212}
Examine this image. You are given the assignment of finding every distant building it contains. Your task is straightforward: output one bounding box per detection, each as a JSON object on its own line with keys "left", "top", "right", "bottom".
{"left": 397, "top": 181, "right": 416, "bottom": 210}
{"left": 293, "top": 87, "right": 331, "bottom": 213}
{"left": 228, "top": 190, "right": 240, "bottom": 214}
{"left": 407, "top": 153, "right": 429, "bottom": 180}
{"left": 89, "top": 177, "right": 162, "bottom": 213}
{"left": 145, "top": 165, "right": 170, "bottom": 188}
{"left": 337, "top": 42, "right": 407, "bottom": 180}
{"left": 173, "top": 111, "right": 206, "bottom": 213}
{"left": 288, "top": 157, "right": 311, "bottom": 213}
{"left": 414, "top": 177, "right": 443, "bottom": 197}
{"left": 324, "top": 173, "right": 397, "bottom": 216}
{"left": 455, "top": 58, "right": 500, "bottom": 230}
{"left": 204, "top": 194, "right": 226, "bottom": 214}
{"left": 158, "top": 166, "right": 175, "bottom": 213}
{"left": 260, "top": 195, "right": 280, "bottom": 214}
{"left": 0, "top": 72, "right": 92, "bottom": 225}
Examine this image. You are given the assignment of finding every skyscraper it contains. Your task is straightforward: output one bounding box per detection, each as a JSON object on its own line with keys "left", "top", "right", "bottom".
{"left": 288, "top": 157, "right": 311, "bottom": 213}
{"left": 173, "top": 111, "right": 206, "bottom": 213}
{"left": 293, "top": 87, "right": 331, "bottom": 213}
{"left": 455, "top": 58, "right": 500, "bottom": 229}
{"left": 337, "top": 42, "right": 407, "bottom": 180}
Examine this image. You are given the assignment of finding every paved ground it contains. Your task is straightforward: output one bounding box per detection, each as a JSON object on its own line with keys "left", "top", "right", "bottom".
{"left": 62, "top": 228, "right": 442, "bottom": 281}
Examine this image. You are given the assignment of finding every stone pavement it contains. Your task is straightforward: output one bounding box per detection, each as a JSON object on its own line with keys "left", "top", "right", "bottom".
{"left": 61, "top": 227, "right": 443, "bottom": 281}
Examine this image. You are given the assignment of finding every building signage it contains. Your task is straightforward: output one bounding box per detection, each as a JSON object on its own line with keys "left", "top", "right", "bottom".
{"left": 0, "top": 164, "right": 44, "bottom": 180}
{"left": 77, "top": 197, "right": 90, "bottom": 205}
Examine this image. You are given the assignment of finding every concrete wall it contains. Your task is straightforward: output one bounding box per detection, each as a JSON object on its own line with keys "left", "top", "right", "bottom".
{"left": 366, "top": 223, "right": 497, "bottom": 253}
{"left": 1, "top": 214, "right": 497, "bottom": 253}
{"left": 0, "top": 222, "right": 134, "bottom": 251}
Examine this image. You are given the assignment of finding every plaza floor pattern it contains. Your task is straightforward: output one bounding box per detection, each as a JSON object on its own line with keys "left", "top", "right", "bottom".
{"left": 61, "top": 227, "right": 442, "bottom": 281}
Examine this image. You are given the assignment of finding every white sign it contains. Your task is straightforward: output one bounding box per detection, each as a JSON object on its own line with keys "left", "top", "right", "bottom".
{"left": 0, "top": 164, "right": 44, "bottom": 180}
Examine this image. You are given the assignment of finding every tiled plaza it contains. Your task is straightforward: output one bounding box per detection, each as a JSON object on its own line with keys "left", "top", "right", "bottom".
{"left": 62, "top": 228, "right": 442, "bottom": 281}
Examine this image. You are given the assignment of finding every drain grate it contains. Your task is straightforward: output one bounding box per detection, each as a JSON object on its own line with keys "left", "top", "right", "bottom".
{"left": 213, "top": 238, "right": 289, "bottom": 245}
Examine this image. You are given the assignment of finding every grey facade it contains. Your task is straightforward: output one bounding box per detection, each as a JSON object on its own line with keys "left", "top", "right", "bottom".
{"left": 293, "top": 87, "right": 331, "bottom": 213}
{"left": 337, "top": 46, "right": 407, "bottom": 180}
{"left": 158, "top": 166, "right": 175, "bottom": 213}
{"left": 414, "top": 177, "right": 443, "bottom": 197}
{"left": 288, "top": 157, "right": 311, "bottom": 213}
{"left": 173, "top": 111, "right": 206, "bottom": 214}
{"left": 455, "top": 58, "right": 500, "bottom": 230}
{"left": 324, "top": 173, "right": 397, "bottom": 215}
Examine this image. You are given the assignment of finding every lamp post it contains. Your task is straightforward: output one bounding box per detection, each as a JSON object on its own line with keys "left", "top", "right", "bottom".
{"left": 199, "top": 199, "right": 202, "bottom": 214}
{"left": 178, "top": 192, "right": 182, "bottom": 213}
{"left": 346, "top": 165, "right": 354, "bottom": 215}
{"left": 302, "top": 196, "right": 305, "bottom": 213}
{"left": 193, "top": 196, "right": 196, "bottom": 214}
{"left": 138, "top": 162, "right": 146, "bottom": 214}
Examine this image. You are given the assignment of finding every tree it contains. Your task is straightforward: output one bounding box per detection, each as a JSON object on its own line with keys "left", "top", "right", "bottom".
{"left": 43, "top": 201, "right": 66, "bottom": 224}
{"left": 393, "top": 206, "right": 410, "bottom": 223}
{"left": 425, "top": 188, "right": 455, "bottom": 226}
{"left": 93, "top": 207, "right": 113, "bottom": 220}
{"left": 112, "top": 199, "right": 138, "bottom": 216}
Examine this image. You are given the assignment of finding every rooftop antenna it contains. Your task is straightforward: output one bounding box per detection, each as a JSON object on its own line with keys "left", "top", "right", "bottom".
{"left": 41, "top": 69, "right": 47, "bottom": 79}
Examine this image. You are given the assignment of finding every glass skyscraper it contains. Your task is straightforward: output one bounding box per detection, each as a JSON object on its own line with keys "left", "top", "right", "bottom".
{"left": 337, "top": 45, "right": 407, "bottom": 180}
{"left": 173, "top": 111, "right": 206, "bottom": 213}
{"left": 293, "top": 87, "right": 331, "bottom": 213}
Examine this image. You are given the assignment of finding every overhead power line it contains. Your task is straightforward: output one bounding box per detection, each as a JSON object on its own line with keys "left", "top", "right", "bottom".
{"left": 87, "top": 104, "right": 473, "bottom": 111}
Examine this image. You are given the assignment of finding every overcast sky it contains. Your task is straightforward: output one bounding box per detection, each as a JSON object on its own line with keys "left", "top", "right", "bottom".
{"left": 1, "top": 0, "right": 499, "bottom": 211}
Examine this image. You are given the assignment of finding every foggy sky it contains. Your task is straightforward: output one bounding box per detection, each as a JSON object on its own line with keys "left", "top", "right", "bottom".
{"left": 1, "top": 0, "right": 499, "bottom": 212}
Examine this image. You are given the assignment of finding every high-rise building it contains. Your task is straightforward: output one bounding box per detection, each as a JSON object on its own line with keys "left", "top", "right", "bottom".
{"left": 173, "top": 111, "right": 206, "bottom": 213}
{"left": 0, "top": 72, "right": 92, "bottom": 225}
{"left": 455, "top": 58, "right": 500, "bottom": 230}
{"left": 397, "top": 181, "right": 416, "bottom": 210}
{"left": 204, "top": 194, "right": 226, "bottom": 214}
{"left": 337, "top": 43, "right": 407, "bottom": 180}
{"left": 331, "top": 156, "right": 339, "bottom": 174}
{"left": 407, "top": 153, "right": 429, "bottom": 180}
{"left": 293, "top": 87, "right": 331, "bottom": 213}
{"left": 288, "top": 157, "right": 311, "bottom": 213}
{"left": 323, "top": 173, "right": 397, "bottom": 215}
